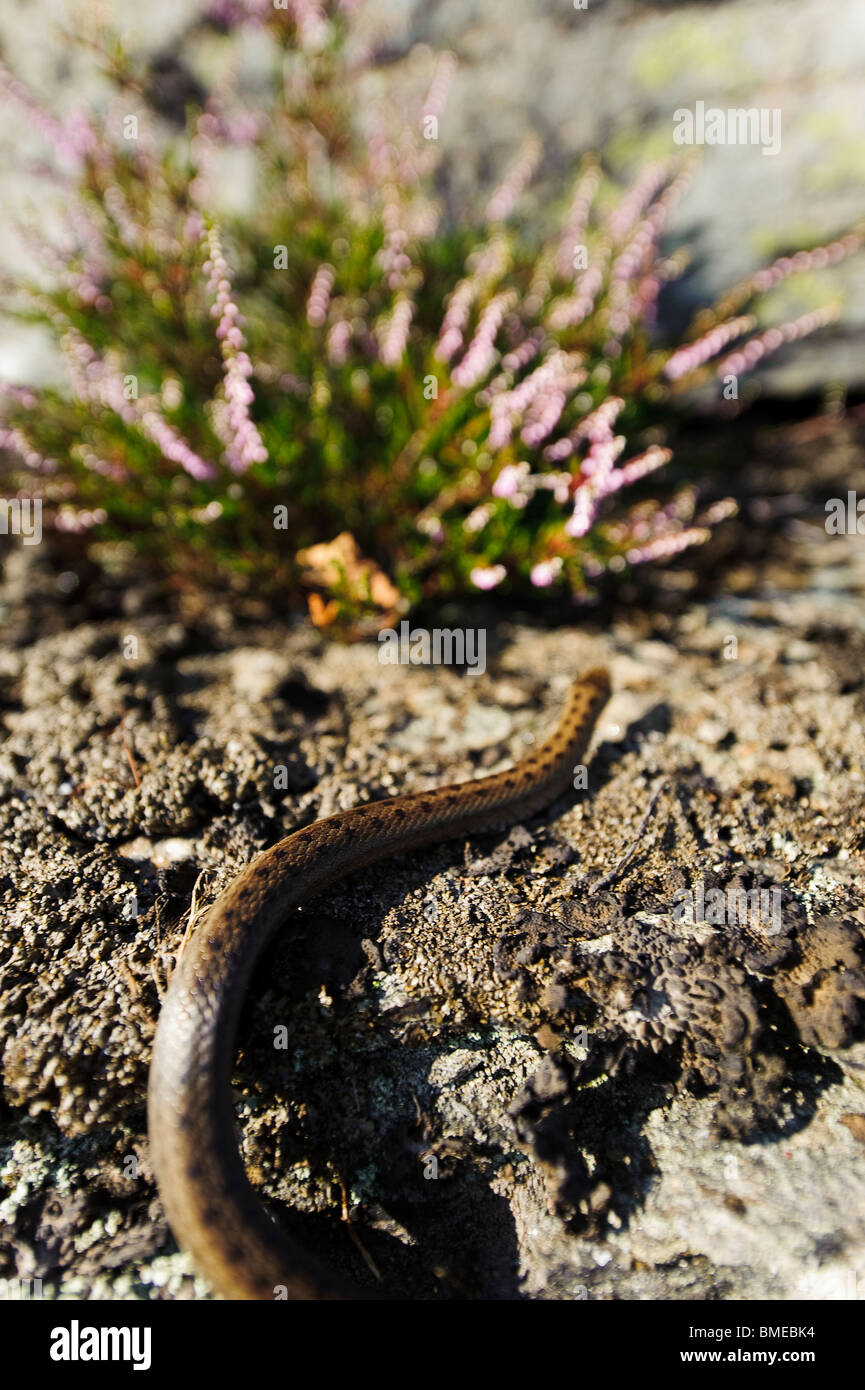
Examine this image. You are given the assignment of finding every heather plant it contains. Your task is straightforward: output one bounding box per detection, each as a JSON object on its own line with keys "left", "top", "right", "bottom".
{"left": 0, "top": 0, "right": 861, "bottom": 630}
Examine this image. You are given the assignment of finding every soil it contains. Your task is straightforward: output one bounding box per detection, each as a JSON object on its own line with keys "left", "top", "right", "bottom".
{"left": 1, "top": 410, "right": 864, "bottom": 1301}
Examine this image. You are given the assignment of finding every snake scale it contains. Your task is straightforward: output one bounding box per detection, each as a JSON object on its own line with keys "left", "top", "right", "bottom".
{"left": 147, "top": 666, "right": 611, "bottom": 1299}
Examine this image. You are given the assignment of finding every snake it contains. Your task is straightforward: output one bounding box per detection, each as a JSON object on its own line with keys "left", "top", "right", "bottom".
{"left": 147, "top": 665, "right": 611, "bottom": 1299}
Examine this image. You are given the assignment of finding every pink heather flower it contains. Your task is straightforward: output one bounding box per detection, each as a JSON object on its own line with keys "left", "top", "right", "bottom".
{"left": 556, "top": 162, "right": 601, "bottom": 280}
{"left": 327, "top": 318, "right": 352, "bottom": 366}
{"left": 530, "top": 557, "right": 563, "bottom": 587}
{"left": 417, "top": 513, "right": 445, "bottom": 543}
{"left": 54, "top": 505, "right": 108, "bottom": 533}
{"left": 584, "top": 398, "right": 624, "bottom": 442}
{"left": 534, "top": 470, "right": 572, "bottom": 505}
{"left": 306, "top": 263, "right": 335, "bottom": 327}
{"left": 366, "top": 126, "right": 392, "bottom": 182}
{"left": 492, "top": 460, "right": 570, "bottom": 510}
{"left": 484, "top": 137, "right": 542, "bottom": 224}
{"left": 664, "top": 315, "right": 756, "bottom": 381}
{"left": 288, "top": 0, "right": 330, "bottom": 50}
{"left": 624, "top": 526, "right": 710, "bottom": 566}
{"left": 435, "top": 284, "right": 474, "bottom": 363}
{"left": 492, "top": 462, "right": 530, "bottom": 499}
{"left": 0, "top": 383, "right": 37, "bottom": 409}
{"left": 60, "top": 330, "right": 131, "bottom": 423}
{"left": 379, "top": 295, "right": 414, "bottom": 365}
{"left": 407, "top": 199, "right": 439, "bottom": 242}
{"left": 521, "top": 367, "right": 585, "bottom": 448}
{"left": 523, "top": 253, "right": 554, "bottom": 317}
{"left": 628, "top": 273, "right": 662, "bottom": 333}
{"left": 190, "top": 112, "right": 219, "bottom": 206}
{"left": 279, "top": 373, "right": 310, "bottom": 397}
{"left": 602, "top": 445, "right": 673, "bottom": 495}
{"left": 521, "top": 390, "right": 566, "bottom": 448}
{"left": 543, "top": 396, "right": 624, "bottom": 463}
{"left": 606, "top": 161, "right": 671, "bottom": 244}
{"left": 0, "top": 426, "right": 56, "bottom": 473}
{"left": 610, "top": 218, "right": 658, "bottom": 285}
{"left": 422, "top": 51, "right": 457, "bottom": 126}
{"left": 564, "top": 436, "right": 627, "bottom": 539}
{"left": 193, "top": 500, "right": 225, "bottom": 523}
{"left": 467, "top": 236, "right": 511, "bottom": 282}
{"left": 501, "top": 328, "right": 545, "bottom": 373}
{"left": 546, "top": 261, "right": 606, "bottom": 332}
{"left": 647, "top": 165, "right": 693, "bottom": 235}
{"left": 61, "top": 327, "right": 217, "bottom": 481}
{"left": 746, "top": 233, "right": 863, "bottom": 296}
{"left": 201, "top": 93, "right": 265, "bottom": 147}
{"left": 488, "top": 350, "right": 582, "bottom": 451}
{"left": 451, "top": 290, "right": 517, "bottom": 389}
{"left": 224, "top": 111, "right": 262, "bottom": 144}
{"left": 0, "top": 63, "right": 98, "bottom": 168}
{"left": 654, "top": 491, "right": 697, "bottom": 527}
{"left": 701, "top": 498, "right": 738, "bottom": 525}
{"left": 580, "top": 434, "right": 626, "bottom": 483}
{"left": 184, "top": 211, "right": 204, "bottom": 244}
{"left": 205, "top": 224, "right": 268, "bottom": 472}
{"left": 715, "top": 304, "right": 839, "bottom": 378}
{"left": 464, "top": 505, "right": 492, "bottom": 533}
{"left": 139, "top": 408, "right": 216, "bottom": 482}
{"left": 395, "top": 137, "right": 432, "bottom": 188}
{"left": 475, "top": 371, "right": 513, "bottom": 408}
{"left": 605, "top": 168, "right": 693, "bottom": 341}
{"left": 435, "top": 236, "right": 509, "bottom": 363}
{"left": 470, "top": 563, "right": 507, "bottom": 590}
{"left": 379, "top": 220, "right": 412, "bottom": 290}
{"left": 204, "top": 0, "right": 270, "bottom": 26}
{"left": 365, "top": 125, "right": 418, "bottom": 294}
{"left": 604, "top": 203, "right": 675, "bottom": 340}
{"left": 70, "top": 445, "right": 126, "bottom": 481}
{"left": 565, "top": 482, "right": 595, "bottom": 540}
{"left": 102, "top": 182, "right": 147, "bottom": 252}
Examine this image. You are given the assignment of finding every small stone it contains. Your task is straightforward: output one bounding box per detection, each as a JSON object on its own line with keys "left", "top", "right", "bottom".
{"left": 696, "top": 718, "right": 728, "bottom": 746}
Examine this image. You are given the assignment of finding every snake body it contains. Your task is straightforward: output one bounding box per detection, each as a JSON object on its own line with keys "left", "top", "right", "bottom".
{"left": 147, "top": 666, "right": 611, "bottom": 1299}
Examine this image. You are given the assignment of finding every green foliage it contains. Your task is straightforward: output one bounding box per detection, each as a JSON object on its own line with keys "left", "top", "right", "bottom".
{"left": 0, "top": 3, "right": 858, "bottom": 629}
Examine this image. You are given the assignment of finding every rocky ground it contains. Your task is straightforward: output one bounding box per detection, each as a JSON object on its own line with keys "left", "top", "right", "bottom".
{"left": 1, "top": 409, "right": 864, "bottom": 1300}
{"left": 1, "top": 0, "right": 865, "bottom": 1308}
{"left": 2, "top": 0, "right": 865, "bottom": 394}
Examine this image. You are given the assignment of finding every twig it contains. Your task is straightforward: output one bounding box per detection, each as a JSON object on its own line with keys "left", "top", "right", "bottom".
{"left": 337, "top": 1177, "right": 382, "bottom": 1283}
{"left": 120, "top": 732, "right": 141, "bottom": 788}
{"left": 177, "top": 868, "right": 216, "bottom": 961}
{"left": 589, "top": 777, "right": 666, "bottom": 895}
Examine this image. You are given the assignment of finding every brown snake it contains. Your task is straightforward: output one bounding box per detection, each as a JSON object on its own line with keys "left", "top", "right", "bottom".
{"left": 148, "top": 666, "right": 611, "bottom": 1299}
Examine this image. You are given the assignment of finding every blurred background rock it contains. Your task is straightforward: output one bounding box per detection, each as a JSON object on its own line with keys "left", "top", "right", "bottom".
{"left": 1, "top": 0, "right": 863, "bottom": 397}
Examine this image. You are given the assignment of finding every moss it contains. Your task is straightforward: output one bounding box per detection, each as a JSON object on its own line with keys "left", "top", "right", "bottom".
{"left": 630, "top": 16, "right": 749, "bottom": 91}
